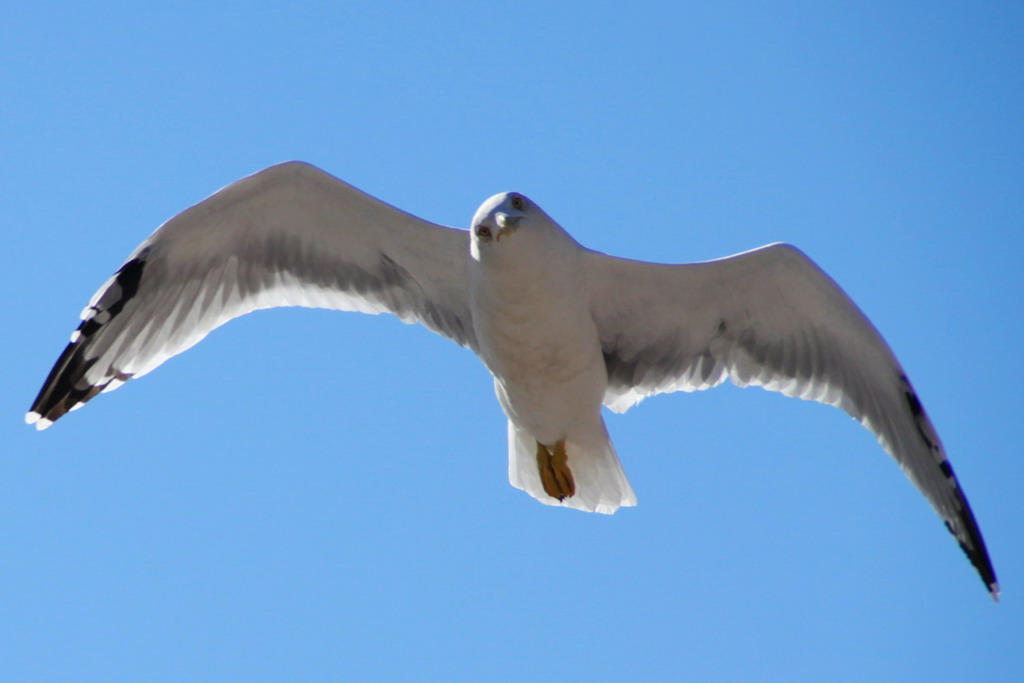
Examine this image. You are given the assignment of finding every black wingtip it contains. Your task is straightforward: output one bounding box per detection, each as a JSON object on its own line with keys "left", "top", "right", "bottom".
{"left": 28, "top": 254, "right": 147, "bottom": 427}
{"left": 944, "top": 494, "right": 999, "bottom": 602}
{"left": 28, "top": 339, "right": 108, "bottom": 427}
{"left": 898, "top": 374, "right": 998, "bottom": 601}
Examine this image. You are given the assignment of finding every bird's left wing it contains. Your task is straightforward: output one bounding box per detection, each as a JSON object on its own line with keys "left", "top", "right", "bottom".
{"left": 584, "top": 243, "right": 997, "bottom": 597}
{"left": 28, "top": 161, "right": 475, "bottom": 428}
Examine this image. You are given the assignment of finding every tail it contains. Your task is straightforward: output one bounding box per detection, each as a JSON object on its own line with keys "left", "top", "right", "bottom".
{"left": 507, "top": 420, "right": 637, "bottom": 514}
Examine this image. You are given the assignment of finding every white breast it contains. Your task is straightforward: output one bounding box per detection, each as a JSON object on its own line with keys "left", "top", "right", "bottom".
{"left": 469, "top": 238, "right": 607, "bottom": 445}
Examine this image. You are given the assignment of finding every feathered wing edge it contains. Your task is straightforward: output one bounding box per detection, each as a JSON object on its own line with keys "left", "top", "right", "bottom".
{"left": 586, "top": 243, "right": 998, "bottom": 598}
{"left": 28, "top": 162, "right": 476, "bottom": 428}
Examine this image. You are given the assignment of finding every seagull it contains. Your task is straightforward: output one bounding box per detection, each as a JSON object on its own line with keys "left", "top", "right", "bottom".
{"left": 27, "top": 161, "right": 997, "bottom": 598}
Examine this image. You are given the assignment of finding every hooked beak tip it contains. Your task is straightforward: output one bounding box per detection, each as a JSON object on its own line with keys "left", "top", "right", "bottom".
{"left": 495, "top": 213, "right": 521, "bottom": 240}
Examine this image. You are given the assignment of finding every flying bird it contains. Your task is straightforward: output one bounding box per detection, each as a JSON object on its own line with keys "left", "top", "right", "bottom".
{"left": 27, "top": 161, "right": 997, "bottom": 598}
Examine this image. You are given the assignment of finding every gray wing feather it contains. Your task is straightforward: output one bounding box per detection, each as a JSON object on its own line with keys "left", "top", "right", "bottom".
{"left": 586, "top": 243, "right": 997, "bottom": 597}
{"left": 28, "top": 161, "right": 474, "bottom": 427}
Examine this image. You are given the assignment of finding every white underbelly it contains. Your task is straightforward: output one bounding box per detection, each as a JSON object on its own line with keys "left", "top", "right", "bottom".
{"left": 474, "top": 293, "right": 607, "bottom": 445}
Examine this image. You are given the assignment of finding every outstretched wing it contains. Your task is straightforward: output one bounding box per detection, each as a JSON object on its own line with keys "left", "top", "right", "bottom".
{"left": 28, "top": 161, "right": 475, "bottom": 428}
{"left": 586, "top": 242, "right": 997, "bottom": 597}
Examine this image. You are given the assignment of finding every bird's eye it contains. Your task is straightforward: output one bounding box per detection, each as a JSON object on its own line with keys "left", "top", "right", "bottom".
{"left": 475, "top": 225, "right": 492, "bottom": 240}
{"left": 511, "top": 195, "right": 525, "bottom": 210}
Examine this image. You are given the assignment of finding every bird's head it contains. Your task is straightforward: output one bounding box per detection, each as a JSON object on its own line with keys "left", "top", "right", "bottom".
{"left": 470, "top": 191, "right": 528, "bottom": 254}
{"left": 471, "top": 191, "right": 572, "bottom": 262}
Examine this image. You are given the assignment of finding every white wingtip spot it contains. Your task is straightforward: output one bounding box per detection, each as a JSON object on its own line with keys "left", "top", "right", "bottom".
{"left": 27, "top": 413, "right": 53, "bottom": 430}
{"left": 102, "top": 378, "right": 125, "bottom": 394}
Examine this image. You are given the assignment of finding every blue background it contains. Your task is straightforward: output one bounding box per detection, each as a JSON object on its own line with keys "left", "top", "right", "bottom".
{"left": 4, "top": 2, "right": 1022, "bottom": 680}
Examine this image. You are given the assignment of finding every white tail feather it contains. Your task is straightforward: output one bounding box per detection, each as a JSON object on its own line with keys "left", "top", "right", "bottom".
{"left": 507, "top": 420, "right": 637, "bottom": 514}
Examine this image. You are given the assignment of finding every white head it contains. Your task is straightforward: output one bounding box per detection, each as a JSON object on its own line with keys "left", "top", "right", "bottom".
{"left": 469, "top": 191, "right": 573, "bottom": 262}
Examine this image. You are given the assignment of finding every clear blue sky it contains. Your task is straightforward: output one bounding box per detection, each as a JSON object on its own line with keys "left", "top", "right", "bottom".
{"left": 4, "top": 2, "right": 1022, "bottom": 680}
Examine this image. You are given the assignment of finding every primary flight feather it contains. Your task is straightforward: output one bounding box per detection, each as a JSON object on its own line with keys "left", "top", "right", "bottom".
{"left": 27, "top": 161, "right": 997, "bottom": 598}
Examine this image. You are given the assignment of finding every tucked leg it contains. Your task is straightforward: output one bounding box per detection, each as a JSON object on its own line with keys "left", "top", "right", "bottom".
{"left": 535, "top": 439, "right": 576, "bottom": 501}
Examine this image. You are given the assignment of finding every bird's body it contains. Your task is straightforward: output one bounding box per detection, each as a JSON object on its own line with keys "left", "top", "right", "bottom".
{"left": 473, "top": 248, "right": 606, "bottom": 449}
{"left": 471, "top": 204, "right": 600, "bottom": 444}
{"left": 26, "top": 161, "right": 997, "bottom": 597}
{"left": 468, "top": 193, "right": 634, "bottom": 510}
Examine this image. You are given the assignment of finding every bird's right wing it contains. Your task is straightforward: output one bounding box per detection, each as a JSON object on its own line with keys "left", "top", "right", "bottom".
{"left": 585, "top": 243, "right": 997, "bottom": 597}
{"left": 28, "top": 161, "right": 476, "bottom": 428}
